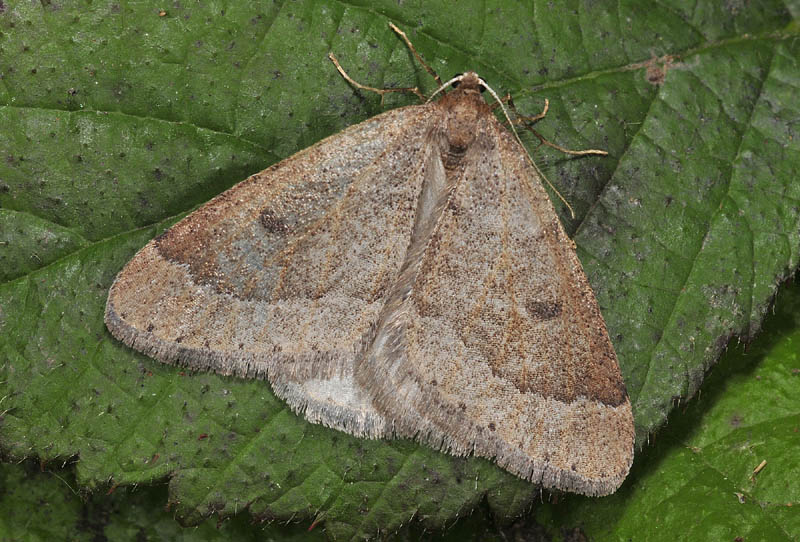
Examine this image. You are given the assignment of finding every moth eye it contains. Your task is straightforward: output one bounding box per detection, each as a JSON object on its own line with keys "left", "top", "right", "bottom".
{"left": 450, "top": 74, "right": 487, "bottom": 93}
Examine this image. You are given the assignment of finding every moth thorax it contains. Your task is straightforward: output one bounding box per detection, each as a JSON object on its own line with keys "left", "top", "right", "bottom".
{"left": 440, "top": 97, "right": 486, "bottom": 165}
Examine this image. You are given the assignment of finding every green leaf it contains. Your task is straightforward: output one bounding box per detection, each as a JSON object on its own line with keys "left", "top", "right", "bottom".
{"left": 2, "top": 280, "right": 798, "bottom": 540}
{"left": 537, "top": 277, "right": 800, "bottom": 540}
{"left": 0, "top": 460, "right": 324, "bottom": 541}
{"left": 1, "top": 1, "right": 798, "bottom": 539}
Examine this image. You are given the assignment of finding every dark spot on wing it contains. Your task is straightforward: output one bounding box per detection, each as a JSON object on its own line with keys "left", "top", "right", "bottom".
{"left": 525, "top": 299, "right": 562, "bottom": 320}
{"left": 259, "top": 207, "right": 290, "bottom": 233}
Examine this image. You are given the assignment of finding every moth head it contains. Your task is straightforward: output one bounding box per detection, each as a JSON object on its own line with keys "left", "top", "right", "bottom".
{"left": 450, "top": 72, "right": 487, "bottom": 93}
{"left": 427, "top": 72, "right": 502, "bottom": 107}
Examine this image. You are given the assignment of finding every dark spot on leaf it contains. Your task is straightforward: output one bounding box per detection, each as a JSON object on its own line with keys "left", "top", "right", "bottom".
{"left": 646, "top": 64, "right": 664, "bottom": 85}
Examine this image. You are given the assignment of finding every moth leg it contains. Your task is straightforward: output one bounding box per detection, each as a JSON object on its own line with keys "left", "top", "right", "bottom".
{"left": 328, "top": 52, "right": 426, "bottom": 104}
{"left": 508, "top": 97, "right": 607, "bottom": 157}
{"left": 488, "top": 93, "right": 515, "bottom": 113}
{"left": 508, "top": 95, "right": 549, "bottom": 124}
{"left": 388, "top": 22, "right": 443, "bottom": 88}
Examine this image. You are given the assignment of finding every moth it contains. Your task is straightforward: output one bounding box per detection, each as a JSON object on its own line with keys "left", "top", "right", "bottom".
{"left": 106, "top": 24, "right": 634, "bottom": 496}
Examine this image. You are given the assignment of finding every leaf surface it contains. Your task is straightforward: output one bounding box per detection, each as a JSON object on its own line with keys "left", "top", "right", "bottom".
{"left": 1, "top": 1, "right": 798, "bottom": 539}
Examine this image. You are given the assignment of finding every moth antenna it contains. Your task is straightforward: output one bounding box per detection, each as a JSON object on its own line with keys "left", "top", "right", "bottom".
{"left": 426, "top": 74, "right": 466, "bottom": 103}
{"left": 388, "top": 22, "right": 443, "bottom": 87}
{"left": 489, "top": 93, "right": 514, "bottom": 111}
{"left": 479, "top": 78, "right": 579, "bottom": 220}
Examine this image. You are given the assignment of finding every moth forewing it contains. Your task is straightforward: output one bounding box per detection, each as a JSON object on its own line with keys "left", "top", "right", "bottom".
{"left": 106, "top": 26, "right": 633, "bottom": 497}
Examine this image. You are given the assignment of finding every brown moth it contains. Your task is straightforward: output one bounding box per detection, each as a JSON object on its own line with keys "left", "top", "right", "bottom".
{"left": 105, "top": 25, "right": 634, "bottom": 496}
